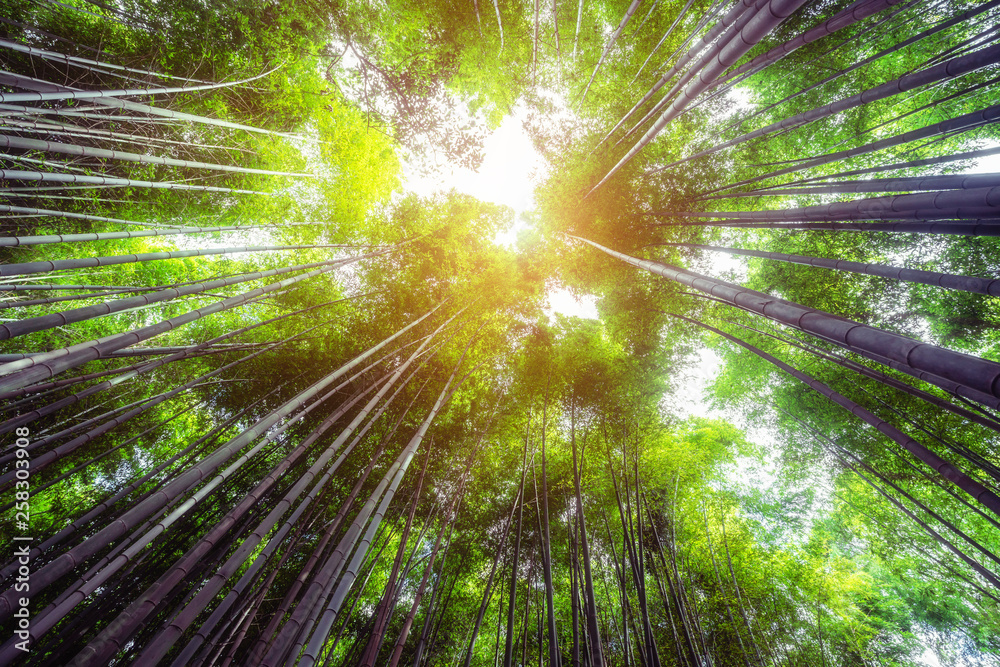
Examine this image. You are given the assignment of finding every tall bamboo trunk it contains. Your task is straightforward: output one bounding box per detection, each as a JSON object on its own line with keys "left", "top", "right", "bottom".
{"left": 629, "top": 0, "right": 697, "bottom": 85}
{"left": 570, "top": 404, "right": 604, "bottom": 666}
{"left": 666, "top": 311, "right": 1000, "bottom": 517}
{"left": 387, "top": 486, "right": 463, "bottom": 667}
{"left": 0, "top": 305, "right": 442, "bottom": 628}
{"left": 677, "top": 185, "right": 1000, "bottom": 222}
{"left": 359, "top": 449, "right": 432, "bottom": 667}
{"left": 0, "top": 254, "right": 370, "bottom": 343}
{"left": 664, "top": 242, "right": 1000, "bottom": 296}
{"left": 590, "top": 0, "right": 810, "bottom": 194}
{"left": 572, "top": 235, "right": 1000, "bottom": 409}
{"left": 713, "top": 314, "right": 1000, "bottom": 437}
{"left": 705, "top": 104, "right": 1000, "bottom": 195}
{"left": 0, "top": 169, "right": 271, "bottom": 194}
{"left": 708, "top": 172, "right": 1000, "bottom": 198}
{"left": 293, "top": 320, "right": 478, "bottom": 667}
{"left": 0, "top": 257, "right": 363, "bottom": 393}
{"left": 672, "top": 42, "right": 1000, "bottom": 170}
{"left": 462, "top": 481, "right": 521, "bottom": 667}
{"left": 49, "top": 370, "right": 392, "bottom": 666}
{"left": 578, "top": 0, "right": 643, "bottom": 106}
{"left": 538, "top": 381, "right": 561, "bottom": 667}
{"left": 504, "top": 415, "right": 532, "bottom": 667}
{"left": 156, "top": 363, "right": 435, "bottom": 666}
{"left": 709, "top": 0, "right": 903, "bottom": 89}
{"left": 0, "top": 134, "right": 312, "bottom": 176}
{"left": 710, "top": 0, "right": 1000, "bottom": 143}
{"left": 594, "top": 0, "right": 758, "bottom": 150}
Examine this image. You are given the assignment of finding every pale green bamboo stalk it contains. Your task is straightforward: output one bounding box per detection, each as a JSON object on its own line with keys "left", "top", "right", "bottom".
{"left": 0, "top": 116, "right": 256, "bottom": 154}
{"left": 0, "top": 169, "right": 271, "bottom": 195}
{"left": 0, "top": 66, "right": 281, "bottom": 104}
{"left": 0, "top": 134, "right": 312, "bottom": 177}
{"left": 0, "top": 37, "right": 212, "bottom": 83}
{"left": 0, "top": 222, "right": 333, "bottom": 247}
{"left": 0, "top": 242, "right": 345, "bottom": 278}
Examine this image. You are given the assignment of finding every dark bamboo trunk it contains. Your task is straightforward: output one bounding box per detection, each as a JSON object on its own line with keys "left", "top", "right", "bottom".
{"left": 358, "top": 453, "right": 431, "bottom": 667}
{"left": 705, "top": 104, "right": 1000, "bottom": 196}
{"left": 664, "top": 242, "right": 1000, "bottom": 296}
{"left": 503, "top": 416, "right": 532, "bottom": 667}
{"left": 0, "top": 306, "right": 441, "bottom": 627}
{"left": 570, "top": 405, "right": 604, "bottom": 667}
{"left": 573, "top": 236, "right": 1000, "bottom": 410}
{"left": 671, "top": 42, "right": 1000, "bottom": 169}
{"left": 590, "top": 0, "right": 810, "bottom": 194}
{"left": 665, "top": 311, "right": 1000, "bottom": 517}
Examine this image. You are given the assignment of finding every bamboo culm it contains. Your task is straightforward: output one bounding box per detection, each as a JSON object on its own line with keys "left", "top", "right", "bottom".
{"left": 0, "top": 134, "right": 312, "bottom": 177}
{"left": 663, "top": 242, "right": 1000, "bottom": 296}
{"left": 572, "top": 235, "right": 1000, "bottom": 406}
{"left": 590, "top": 0, "right": 810, "bottom": 195}
{"left": 704, "top": 104, "right": 1000, "bottom": 196}
{"left": 666, "top": 311, "right": 1000, "bottom": 517}
{"left": 257, "top": 313, "right": 461, "bottom": 666}
{"left": 669, "top": 42, "right": 1000, "bottom": 170}
{"left": 296, "top": 316, "right": 477, "bottom": 667}
{"left": 0, "top": 303, "right": 442, "bottom": 625}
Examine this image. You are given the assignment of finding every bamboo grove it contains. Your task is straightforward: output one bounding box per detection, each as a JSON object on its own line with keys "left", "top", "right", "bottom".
{"left": 0, "top": 0, "right": 999, "bottom": 664}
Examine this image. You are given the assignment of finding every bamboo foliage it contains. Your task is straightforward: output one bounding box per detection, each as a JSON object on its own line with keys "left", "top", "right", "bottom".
{"left": 2, "top": 0, "right": 1000, "bottom": 664}
{"left": 662, "top": 242, "right": 1000, "bottom": 296}
{"left": 589, "top": 0, "right": 811, "bottom": 194}
{"left": 578, "top": 0, "right": 643, "bottom": 107}
{"left": 572, "top": 235, "right": 1000, "bottom": 407}
{"left": 667, "top": 41, "right": 1000, "bottom": 170}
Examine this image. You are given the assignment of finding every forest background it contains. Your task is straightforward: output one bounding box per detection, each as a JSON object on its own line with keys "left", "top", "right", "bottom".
{"left": 0, "top": 0, "right": 999, "bottom": 665}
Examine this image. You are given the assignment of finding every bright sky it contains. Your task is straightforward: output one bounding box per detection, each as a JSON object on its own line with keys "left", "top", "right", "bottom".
{"left": 402, "top": 106, "right": 599, "bottom": 321}
{"left": 403, "top": 106, "right": 543, "bottom": 226}
{"left": 545, "top": 287, "right": 599, "bottom": 320}
{"left": 969, "top": 145, "right": 1000, "bottom": 173}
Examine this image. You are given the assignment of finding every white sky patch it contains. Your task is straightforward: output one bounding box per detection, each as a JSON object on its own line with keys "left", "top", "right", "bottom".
{"left": 545, "top": 286, "right": 598, "bottom": 320}
{"left": 968, "top": 142, "right": 1000, "bottom": 173}
{"left": 918, "top": 645, "right": 943, "bottom": 667}
{"left": 668, "top": 347, "right": 724, "bottom": 419}
{"left": 722, "top": 86, "right": 753, "bottom": 118}
{"left": 666, "top": 346, "right": 784, "bottom": 499}
{"left": 402, "top": 106, "right": 547, "bottom": 247}
{"left": 692, "top": 246, "right": 746, "bottom": 281}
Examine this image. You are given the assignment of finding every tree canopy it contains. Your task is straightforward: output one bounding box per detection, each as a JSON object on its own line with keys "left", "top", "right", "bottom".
{"left": 1, "top": 0, "right": 1000, "bottom": 664}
